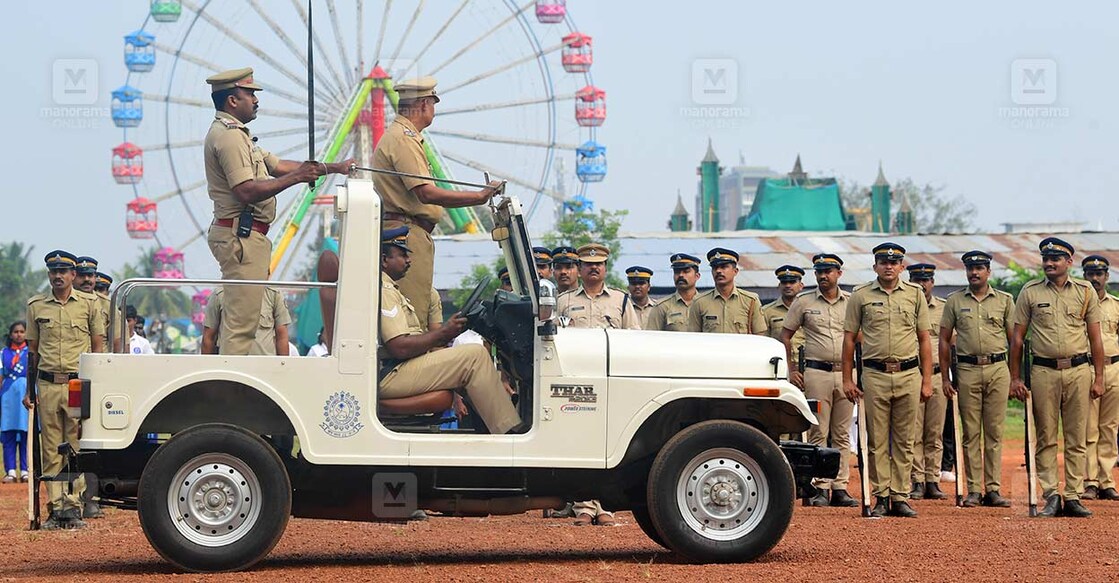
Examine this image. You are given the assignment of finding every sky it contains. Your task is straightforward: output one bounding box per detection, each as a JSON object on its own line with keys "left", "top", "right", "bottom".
{"left": 2, "top": 1, "right": 1116, "bottom": 279}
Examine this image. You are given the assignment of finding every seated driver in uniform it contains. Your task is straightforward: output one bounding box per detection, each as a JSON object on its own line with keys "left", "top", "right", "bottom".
{"left": 378, "top": 226, "right": 523, "bottom": 434}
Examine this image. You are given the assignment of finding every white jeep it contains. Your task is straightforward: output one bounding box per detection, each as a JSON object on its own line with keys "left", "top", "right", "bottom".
{"left": 70, "top": 176, "right": 837, "bottom": 572}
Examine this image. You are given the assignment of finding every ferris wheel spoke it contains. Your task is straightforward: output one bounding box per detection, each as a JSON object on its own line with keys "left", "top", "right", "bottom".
{"left": 440, "top": 42, "right": 563, "bottom": 94}
{"left": 289, "top": 0, "right": 349, "bottom": 98}
{"left": 242, "top": 0, "right": 346, "bottom": 100}
{"left": 440, "top": 149, "right": 563, "bottom": 202}
{"left": 174, "top": 229, "right": 207, "bottom": 252}
{"left": 386, "top": 0, "right": 426, "bottom": 70}
{"left": 430, "top": 130, "right": 576, "bottom": 150}
{"left": 146, "top": 93, "right": 334, "bottom": 122}
{"left": 153, "top": 179, "right": 208, "bottom": 204}
{"left": 355, "top": 0, "right": 364, "bottom": 72}
{"left": 405, "top": 0, "right": 470, "bottom": 78}
{"left": 325, "top": 0, "right": 356, "bottom": 85}
{"left": 140, "top": 126, "right": 329, "bottom": 153}
{"left": 429, "top": 0, "right": 532, "bottom": 77}
{"left": 436, "top": 94, "right": 573, "bottom": 116}
{"left": 370, "top": 0, "right": 394, "bottom": 69}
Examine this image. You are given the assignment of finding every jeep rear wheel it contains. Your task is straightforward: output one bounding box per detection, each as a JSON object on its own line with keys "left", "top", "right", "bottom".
{"left": 647, "top": 420, "right": 794, "bottom": 563}
{"left": 138, "top": 424, "right": 291, "bottom": 572}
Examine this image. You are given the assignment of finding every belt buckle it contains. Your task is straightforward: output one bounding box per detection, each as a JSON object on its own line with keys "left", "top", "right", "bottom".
{"left": 977, "top": 355, "right": 990, "bottom": 365}
{"left": 53, "top": 373, "right": 68, "bottom": 384}
{"left": 1056, "top": 357, "right": 1072, "bottom": 370}
{"left": 885, "top": 362, "right": 901, "bottom": 373}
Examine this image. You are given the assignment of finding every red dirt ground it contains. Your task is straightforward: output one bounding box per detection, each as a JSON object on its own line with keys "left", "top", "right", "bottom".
{"left": 1, "top": 439, "right": 1116, "bottom": 582}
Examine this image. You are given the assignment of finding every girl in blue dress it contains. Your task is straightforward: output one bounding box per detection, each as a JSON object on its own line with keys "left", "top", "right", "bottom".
{"left": 1, "top": 321, "right": 29, "bottom": 482}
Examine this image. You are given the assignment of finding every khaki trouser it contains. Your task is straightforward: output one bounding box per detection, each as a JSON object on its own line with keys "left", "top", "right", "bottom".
{"left": 207, "top": 224, "right": 270, "bottom": 355}
{"left": 384, "top": 219, "right": 435, "bottom": 332}
{"left": 805, "top": 368, "right": 854, "bottom": 490}
{"left": 957, "top": 362, "right": 1010, "bottom": 494}
{"left": 863, "top": 367, "right": 920, "bottom": 502}
{"left": 573, "top": 499, "right": 613, "bottom": 518}
{"left": 1031, "top": 363, "right": 1090, "bottom": 500}
{"left": 380, "top": 344, "right": 520, "bottom": 434}
{"left": 911, "top": 369, "right": 947, "bottom": 483}
{"left": 38, "top": 381, "right": 84, "bottom": 513}
{"left": 1085, "top": 362, "right": 1119, "bottom": 490}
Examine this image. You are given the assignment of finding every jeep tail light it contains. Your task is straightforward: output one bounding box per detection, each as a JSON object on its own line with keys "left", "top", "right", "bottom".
{"left": 68, "top": 379, "right": 91, "bottom": 420}
{"left": 742, "top": 387, "right": 780, "bottom": 398}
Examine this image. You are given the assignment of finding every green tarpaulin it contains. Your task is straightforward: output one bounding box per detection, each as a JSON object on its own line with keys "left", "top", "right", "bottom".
{"left": 739, "top": 177, "right": 848, "bottom": 231}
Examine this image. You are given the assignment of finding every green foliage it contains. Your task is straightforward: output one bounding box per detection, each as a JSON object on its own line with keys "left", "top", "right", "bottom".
{"left": 0, "top": 242, "right": 45, "bottom": 327}
{"left": 113, "top": 247, "right": 192, "bottom": 320}
{"left": 838, "top": 176, "right": 976, "bottom": 233}
{"left": 990, "top": 262, "right": 1044, "bottom": 299}
{"left": 448, "top": 259, "right": 504, "bottom": 308}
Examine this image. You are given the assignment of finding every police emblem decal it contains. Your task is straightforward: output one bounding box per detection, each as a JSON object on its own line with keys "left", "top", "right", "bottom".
{"left": 321, "top": 391, "right": 364, "bottom": 438}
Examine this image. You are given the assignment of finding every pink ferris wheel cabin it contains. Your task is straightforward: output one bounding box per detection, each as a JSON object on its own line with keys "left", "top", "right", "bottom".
{"left": 575, "top": 85, "right": 606, "bottom": 127}
{"left": 153, "top": 247, "right": 185, "bottom": 280}
{"left": 535, "top": 0, "right": 566, "bottom": 23}
{"left": 561, "top": 33, "right": 592, "bottom": 73}
{"left": 112, "top": 142, "right": 143, "bottom": 184}
{"left": 125, "top": 197, "right": 158, "bottom": 239}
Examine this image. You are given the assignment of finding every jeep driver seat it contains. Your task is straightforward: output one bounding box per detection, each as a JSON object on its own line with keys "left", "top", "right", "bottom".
{"left": 378, "top": 390, "right": 454, "bottom": 416}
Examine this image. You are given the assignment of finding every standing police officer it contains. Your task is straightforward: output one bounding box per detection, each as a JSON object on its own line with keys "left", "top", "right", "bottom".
{"left": 551, "top": 246, "right": 580, "bottom": 294}
{"left": 842, "top": 242, "right": 933, "bottom": 518}
{"left": 782, "top": 253, "right": 858, "bottom": 507}
{"left": 1009, "top": 237, "right": 1105, "bottom": 518}
{"left": 372, "top": 76, "right": 502, "bottom": 329}
{"left": 204, "top": 67, "right": 348, "bottom": 355}
{"left": 645, "top": 253, "right": 702, "bottom": 332}
{"left": 907, "top": 263, "right": 949, "bottom": 501}
{"left": 625, "top": 266, "right": 655, "bottom": 329}
{"left": 1080, "top": 255, "right": 1119, "bottom": 501}
{"left": 533, "top": 247, "right": 553, "bottom": 281}
{"left": 687, "top": 248, "right": 766, "bottom": 335}
{"left": 764, "top": 265, "right": 805, "bottom": 352}
{"left": 23, "top": 251, "right": 106, "bottom": 529}
{"left": 557, "top": 244, "right": 641, "bottom": 330}
{"left": 939, "top": 251, "right": 1014, "bottom": 508}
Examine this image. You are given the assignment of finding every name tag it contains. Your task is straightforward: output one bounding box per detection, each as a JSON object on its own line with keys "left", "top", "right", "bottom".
{"left": 870, "top": 302, "right": 884, "bottom": 307}
{"left": 705, "top": 315, "right": 718, "bottom": 320}
{"left": 806, "top": 309, "right": 821, "bottom": 315}
{"left": 960, "top": 308, "right": 971, "bottom": 313}
{"left": 1037, "top": 303, "right": 1050, "bottom": 308}
{"left": 772, "top": 317, "right": 784, "bottom": 323}
{"left": 569, "top": 306, "right": 586, "bottom": 312}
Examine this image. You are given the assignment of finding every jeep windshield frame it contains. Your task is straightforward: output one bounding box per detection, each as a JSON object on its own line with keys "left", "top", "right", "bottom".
{"left": 492, "top": 196, "right": 540, "bottom": 313}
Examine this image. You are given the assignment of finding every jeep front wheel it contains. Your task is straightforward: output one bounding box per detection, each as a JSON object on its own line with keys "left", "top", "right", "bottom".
{"left": 647, "top": 420, "right": 794, "bottom": 563}
{"left": 137, "top": 424, "right": 292, "bottom": 572}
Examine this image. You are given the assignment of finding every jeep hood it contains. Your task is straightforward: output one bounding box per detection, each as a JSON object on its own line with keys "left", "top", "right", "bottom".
{"left": 606, "top": 329, "right": 789, "bottom": 380}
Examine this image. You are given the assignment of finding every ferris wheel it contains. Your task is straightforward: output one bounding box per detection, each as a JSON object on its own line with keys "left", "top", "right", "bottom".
{"left": 111, "top": 0, "right": 607, "bottom": 279}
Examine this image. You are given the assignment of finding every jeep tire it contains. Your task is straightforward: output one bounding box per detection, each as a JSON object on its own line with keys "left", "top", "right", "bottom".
{"left": 647, "top": 420, "right": 794, "bottom": 563}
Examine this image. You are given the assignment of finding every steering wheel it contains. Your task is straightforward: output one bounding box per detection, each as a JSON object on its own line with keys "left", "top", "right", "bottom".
{"left": 459, "top": 275, "right": 492, "bottom": 319}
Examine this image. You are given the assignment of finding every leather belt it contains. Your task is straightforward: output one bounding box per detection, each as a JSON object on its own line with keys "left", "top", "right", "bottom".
{"left": 1032, "top": 353, "right": 1090, "bottom": 370}
{"left": 933, "top": 364, "right": 941, "bottom": 375}
{"left": 863, "top": 357, "right": 920, "bottom": 374}
{"left": 957, "top": 353, "right": 1007, "bottom": 366}
{"left": 38, "top": 371, "right": 77, "bottom": 384}
{"left": 1111, "top": 355, "right": 1119, "bottom": 365}
{"left": 383, "top": 212, "right": 436, "bottom": 234}
{"left": 214, "top": 217, "right": 270, "bottom": 236}
{"left": 805, "top": 359, "right": 840, "bottom": 372}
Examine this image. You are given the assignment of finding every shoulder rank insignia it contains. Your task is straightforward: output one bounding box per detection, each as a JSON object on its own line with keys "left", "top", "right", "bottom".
{"left": 403, "top": 128, "right": 417, "bottom": 137}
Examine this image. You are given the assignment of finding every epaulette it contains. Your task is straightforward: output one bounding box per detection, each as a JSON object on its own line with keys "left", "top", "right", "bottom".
{"left": 901, "top": 280, "right": 924, "bottom": 291}
{"left": 73, "top": 289, "right": 97, "bottom": 301}
{"left": 27, "top": 293, "right": 47, "bottom": 305}
{"left": 557, "top": 287, "right": 579, "bottom": 297}
{"left": 219, "top": 117, "right": 240, "bottom": 129}
{"left": 1071, "top": 277, "right": 1093, "bottom": 289}
{"left": 795, "top": 289, "right": 814, "bottom": 298}
{"left": 1021, "top": 278, "right": 1045, "bottom": 290}
{"left": 993, "top": 288, "right": 1013, "bottom": 298}
{"left": 403, "top": 128, "right": 417, "bottom": 138}
{"left": 932, "top": 295, "right": 947, "bottom": 305}
{"left": 946, "top": 288, "right": 967, "bottom": 299}
{"left": 853, "top": 281, "right": 873, "bottom": 291}
{"left": 762, "top": 299, "right": 781, "bottom": 309}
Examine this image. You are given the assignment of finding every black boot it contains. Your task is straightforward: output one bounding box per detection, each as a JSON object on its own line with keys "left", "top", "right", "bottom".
{"left": 830, "top": 489, "right": 860, "bottom": 508}
{"left": 1062, "top": 499, "right": 1093, "bottom": 518}
{"left": 982, "top": 491, "right": 1011, "bottom": 508}
{"left": 1098, "top": 487, "right": 1119, "bottom": 501}
{"left": 889, "top": 500, "right": 919, "bottom": 518}
{"left": 807, "top": 488, "right": 830, "bottom": 507}
{"left": 1037, "top": 493, "right": 1062, "bottom": 517}
{"left": 961, "top": 492, "right": 982, "bottom": 507}
{"left": 924, "top": 482, "right": 948, "bottom": 500}
{"left": 870, "top": 496, "right": 889, "bottom": 518}
{"left": 909, "top": 481, "right": 925, "bottom": 500}
{"left": 1081, "top": 485, "right": 1098, "bottom": 500}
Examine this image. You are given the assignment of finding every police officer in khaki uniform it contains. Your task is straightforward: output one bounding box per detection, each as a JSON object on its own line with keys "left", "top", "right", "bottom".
{"left": 202, "top": 287, "right": 293, "bottom": 356}
{"left": 625, "top": 266, "right": 655, "bottom": 329}
{"left": 906, "top": 263, "right": 949, "bottom": 501}
{"left": 551, "top": 246, "right": 580, "bottom": 294}
{"left": 533, "top": 247, "right": 553, "bottom": 281}
{"left": 645, "top": 253, "right": 702, "bottom": 332}
{"left": 687, "top": 248, "right": 767, "bottom": 335}
{"left": 372, "top": 76, "right": 502, "bottom": 329}
{"left": 764, "top": 265, "right": 805, "bottom": 353}
{"left": 204, "top": 67, "right": 349, "bottom": 355}
{"left": 842, "top": 242, "right": 933, "bottom": 518}
{"left": 939, "top": 251, "right": 1014, "bottom": 508}
{"left": 74, "top": 257, "right": 109, "bottom": 348}
{"left": 556, "top": 244, "right": 641, "bottom": 330}
{"left": 378, "top": 227, "right": 521, "bottom": 434}
{"left": 1009, "top": 237, "right": 1105, "bottom": 518}
{"left": 497, "top": 267, "right": 514, "bottom": 293}
{"left": 781, "top": 253, "right": 858, "bottom": 507}
{"left": 1079, "top": 254, "right": 1119, "bottom": 501}
{"left": 23, "top": 251, "right": 106, "bottom": 529}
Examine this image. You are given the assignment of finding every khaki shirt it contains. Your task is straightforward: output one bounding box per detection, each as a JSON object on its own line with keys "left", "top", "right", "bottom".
{"left": 379, "top": 272, "right": 424, "bottom": 349}
{"left": 26, "top": 289, "right": 105, "bottom": 373}
{"left": 687, "top": 287, "right": 767, "bottom": 335}
{"left": 558, "top": 286, "right": 642, "bottom": 330}
{"left": 927, "top": 295, "right": 946, "bottom": 365}
{"left": 1012, "top": 278, "right": 1100, "bottom": 359}
{"left": 204, "top": 111, "right": 280, "bottom": 222}
{"left": 941, "top": 287, "right": 1013, "bottom": 358}
{"left": 785, "top": 289, "right": 850, "bottom": 363}
{"left": 644, "top": 292, "right": 693, "bottom": 331}
{"left": 205, "top": 287, "right": 292, "bottom": 355}
{"left": 371, "top": 117, "right": 443, "bottom": 223}
{"left": 844, "top": 279, "right": 930, "bottom": 361}
{"left": 1100, "top": 293, "right": 1119, "bottom": 358}
{"left": 633, "top": 299, "right": 656, "bottom": 329}
{"left": 763, "top": 299, "right": 804, "bottom": 355}
{"left": 428, "top": 288, "right": 443, "bottom": 329}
